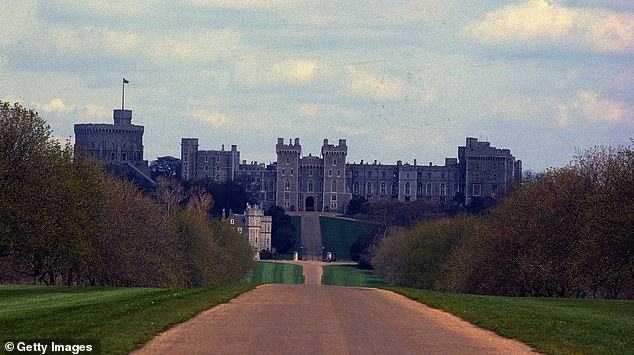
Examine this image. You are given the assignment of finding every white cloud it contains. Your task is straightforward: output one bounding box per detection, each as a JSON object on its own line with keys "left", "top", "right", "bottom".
{"left": 467, "top": 0, "right": 634, "bottom": 54}
{"left": 188, "top": 0, "right": 289, "bottom": 9}
{"left": 271, "top": 59, "right": 317, "bottom": 84}
{"left": 297, "top": 103, "right": 361, "bottom": 120}
{"left": 188, "top": 110, "right": 232, "bottom": 127}
{"left": 419, "top": 86, "right": 438, "bottom": 106}
{"left": 346, "top": 68, "right": 407, "bottom": 100}
{"left": 573, "top": 90, "right": 634, "bottom": 124}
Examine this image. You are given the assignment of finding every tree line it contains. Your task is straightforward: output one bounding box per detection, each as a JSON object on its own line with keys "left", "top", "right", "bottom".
{"left": 370, "top": 143, "right": 633, "bottom": 299}
{"left": 0, "top": 101, "right": 254, "bottom": 287}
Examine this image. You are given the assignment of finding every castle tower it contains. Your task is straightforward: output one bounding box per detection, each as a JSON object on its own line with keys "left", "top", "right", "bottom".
{"left": 276, "top": 138, "right": 301, "bottom": 210}
{"left": 181, "top": 138, "right": 199, "bottom": 181}
{"left": 321, "top": 139, "right": 351, "bottom": 213}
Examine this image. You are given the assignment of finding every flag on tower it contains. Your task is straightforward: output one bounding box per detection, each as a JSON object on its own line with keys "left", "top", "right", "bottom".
{"left": 123, "top": 78, "right": 129, "bottom": 84}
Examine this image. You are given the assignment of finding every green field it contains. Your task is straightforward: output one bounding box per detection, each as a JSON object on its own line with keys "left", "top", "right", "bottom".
{"left": 389, "top": 287, "right": 634, "bottom": 355}
{"left": 242, "top": 261, "right": 304, "bottom": 284}
{"left": 320, "top": 217, "right": 375, "bottom": 260}
{"left": 322, "top": 265, "right": 386, "bottom": 287}
{"left": 0, "top": 283, "right": 255, "bottom": 354}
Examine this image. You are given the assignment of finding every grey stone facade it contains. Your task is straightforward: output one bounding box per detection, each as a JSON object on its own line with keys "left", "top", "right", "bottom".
{"left": 74, "top": 109, "right": 152, "bottom": 183}
{"left": 225, "top": 204, "right": 272, "bottom": 259}
{"left": 181, "top": 137, "right": 522, "bottom": 214}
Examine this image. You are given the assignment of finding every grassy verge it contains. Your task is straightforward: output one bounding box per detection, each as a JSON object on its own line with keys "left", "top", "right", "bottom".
{"left": 322, "top": 265, "right": 386, "bottom": 287}
{"left": 242, "top": 261, "right": 304, "bottom": 284}
{"left": 0, "top": 283, "right": 255, "bottom": 354}
{"left": 388, "top": 287, "right": 634, "bottom": 355}
{"left": 320, "top": 217, "right": 374, "bottom": 260}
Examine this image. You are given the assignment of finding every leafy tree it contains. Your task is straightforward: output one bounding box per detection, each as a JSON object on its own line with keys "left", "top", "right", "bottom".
{"left": 266, "top": 206, "right": 296, "bottom": 253}
{"left": 151, "top": 156, "right": 181, "bottom": 179}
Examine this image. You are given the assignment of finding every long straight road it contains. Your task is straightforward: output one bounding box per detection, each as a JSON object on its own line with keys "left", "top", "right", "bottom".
{"left": 135, "top": 283, "right": 535, "bottom": 354}
{"left": 298, "top": 213, "right": 323, "bottom": 261}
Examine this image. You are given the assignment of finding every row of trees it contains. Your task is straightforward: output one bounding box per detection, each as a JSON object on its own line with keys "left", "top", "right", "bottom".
{"left": 372, "top": 143, "right": 633, "bottom": 299}
{"left": 0, "top": 101, "right": 254, "bottom": 287}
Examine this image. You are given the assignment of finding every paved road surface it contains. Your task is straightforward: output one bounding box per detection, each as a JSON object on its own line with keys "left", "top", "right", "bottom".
{"left": 299, "top": 213, "right": 323, "bottom": 261}
{"left": 135, "top": 283, "right": 535, "bottom": 354}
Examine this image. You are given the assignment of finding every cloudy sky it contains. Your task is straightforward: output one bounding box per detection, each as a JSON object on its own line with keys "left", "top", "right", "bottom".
{"left": 2, "top": 0, "right": 632, "bottom": 172}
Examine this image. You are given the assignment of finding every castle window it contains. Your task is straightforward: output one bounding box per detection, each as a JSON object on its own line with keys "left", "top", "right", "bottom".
{"left": 380, "top": 182, "right": 386, "bottom": 195}
{"left": 285, "top": 180, "right": 290, "bottom": 190}
{"left": 440, "top": 184, "right": 446, "bottom": 196}
{"left": 417, "top": 182, "right": 423, "bottom": 197}
{"left": 216, "top": 174, "right": 220, "bottom": 181}
{"left": 230, "top": 219, "right": 235, "bottom": 225}
{"left": 454, "top": 184, "right": 459, "bottom": 194}
{"left": 366, "top": 182, "right": 372, "bottom": 194}
{"left": 405, "top": 182, "right": 411, "bottom": 195}
{"left": 333, "top": 159, "right": 337, "bottom": 166}
{"left": 286, "top": 157, "right": 289, "bottom": 165}
{"left": 309, "top": 169, "right": 313, "bottom": 176}
{"left": 417, "top": 172, "right": 422, "bottom": 179}
{"left": 111, "top": 152, "right": 116, "bottom": 160}
{"left": 473, "top": 184, "right": 481, "bottom": 196}
{"left": 406, "top": 173, "right": 410, "bottom": 178}
{"left": 205, "top": 156, "right": 208, "bottom": 163}
{"left": 238, "top": 227, "right": 242, "bottom": 233}
{"left": 492, "top": 174, "right": 498, "bottom": 182}
{"left": 492, "top": 184, "right": 498, "bottom": 196}
{"left": 332, "top": 180, "right": 337, "bottom": 192}
{"left": 337, "top": 170, "right": 341, "bottom": 177}
{"left": 308, "top": 180, "right": 314, "bottom": 192}
{"left": 353, "top": 181, "right": 359, "bottom": 194}
{"left": 205, "top": 165, "right": 209, "bottom": 171}
{"left": 216, "top": 165, "right": 220, "bottom": 172}
{"left": 392, "top": 182, "right": 398, "bottom": 196}
{"left": 474, "top": 173, "right": 480, "bottom": 182}
{"left": 290, "top": 168, "right": 294, "bottom": 176}
{"left": 332, "top": 194, "right": 337, "bottom": 201}
{"left": 328, "top": 169, "right": 332, "bottom": 177}
{"left": 426, "top": 183, "right": 432, "bottom": 196}
{"left": 282, "top": 168, "right": 285, "bottom": 176}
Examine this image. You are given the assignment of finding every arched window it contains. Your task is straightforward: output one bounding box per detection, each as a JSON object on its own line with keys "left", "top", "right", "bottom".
{"left": 366, "top": 181, "right": 372, "bottom": 194}
{"left": 426, "top": 183, "right": 432, "bottom": 195}
{"left": 392, "top": 182, "right": 398, "bottom": 196}
{"left": 440, "top": 183, "right": 446, "bottom": 196}
{"left": 309, "top": 180, "right": 314, "bottom": 192}
{"left": 353, "top": 181, "right": 359, "bottom": 194}
{"left": 405, "top": 182, "right": 411, "bottom": 195}
{"left": 332, "top": 180, "right": 337, "bottom": 192}
{"left": 380, "top": 182, "right": 386, "bottom": 195}
{"left": 492, "top": 173, "right": 498, "bottom": 182}
{"left": 417, "top": 182, "right": 423, "bottom": 197}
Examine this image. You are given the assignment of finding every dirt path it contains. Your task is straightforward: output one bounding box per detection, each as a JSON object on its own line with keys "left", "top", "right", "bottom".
{"left": 135, "top": 284, "right": 536, "bottom": 354}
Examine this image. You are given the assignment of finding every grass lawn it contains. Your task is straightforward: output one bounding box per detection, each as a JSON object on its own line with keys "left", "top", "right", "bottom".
{"left": 242, "top": 261, "right": 304, "bottom": 284}
{"left": 0, "top": 283, "right": 255, "bottom": 354}
{"left": 320, "top": 217, "right": 375, "bottom": 260}
{"left": 322, "top": 265, "right": 386, "bottom": 287}
{"left": 389, "top": 287, "right": 634, "bottom": 355}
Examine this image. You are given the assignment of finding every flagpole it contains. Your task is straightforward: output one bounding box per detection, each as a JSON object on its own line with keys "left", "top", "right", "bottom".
{"left": 122, "top": 78, "right": 125, "bottom": 110}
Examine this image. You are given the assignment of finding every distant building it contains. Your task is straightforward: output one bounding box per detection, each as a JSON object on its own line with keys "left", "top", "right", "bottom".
{"left": 182, "top": 137, "right": 522, "bottom": 213}
{"left": 74, "top": 109, "right": 154, "bottom": 187}
{"left": 225, "top": 203, "right": 272, "bottom": 259}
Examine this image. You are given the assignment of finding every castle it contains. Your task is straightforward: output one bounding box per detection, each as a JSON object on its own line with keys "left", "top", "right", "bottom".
{"left": 74, "top": 105, "right": 522, "bottom": 254}
{"left": 74, "top": 109, "right": 154, "bottom": 187}
{"left": 181, "top": 137, "right": 523, "bottom": 213}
